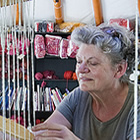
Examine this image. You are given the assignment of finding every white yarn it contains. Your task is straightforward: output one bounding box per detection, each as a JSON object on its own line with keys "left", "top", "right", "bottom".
{"left": 134, "top": 0, "right": 139, "bottom": 139}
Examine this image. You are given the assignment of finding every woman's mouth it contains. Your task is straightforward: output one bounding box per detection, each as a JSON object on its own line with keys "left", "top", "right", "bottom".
{"left": 79, "top": 77, "right": 92, "bottom": 81}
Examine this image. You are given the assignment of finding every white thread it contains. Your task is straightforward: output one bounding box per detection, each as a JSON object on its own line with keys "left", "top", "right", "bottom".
{"left": 7, "top": 1, "right": 12, "bottom": 139}
{"left": 23, "top": 1, "right": 29, "bottom": 139}
{"left": 90, "top": 0, "right": 96, "bottom": 25}
{"left": 13, "top": 0, "right": 18, "bottom": 139}
{"left": 1, "top": 0, "right": 6, "bottom": 138}
{"left": 134, "top": 0, "right": 139, "bottom": 139}
{"left": 31, "top": 0, "right": 36, "bottom": 126}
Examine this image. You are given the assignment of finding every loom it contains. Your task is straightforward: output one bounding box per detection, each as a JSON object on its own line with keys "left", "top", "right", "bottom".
{"left": 0, "top": 0, "right": 35, "bottom": 139}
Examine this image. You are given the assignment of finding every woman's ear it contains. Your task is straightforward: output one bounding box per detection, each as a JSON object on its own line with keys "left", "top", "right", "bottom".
{"left": 114, "top": 61, "right": 128, "bottom": 79}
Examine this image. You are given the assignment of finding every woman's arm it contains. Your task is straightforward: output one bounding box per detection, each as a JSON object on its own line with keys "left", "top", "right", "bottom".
{"left": 31, "top": 110, "right": 80, "bottom": 140}
{"left": 44, "top": 110, "right": 72, "bottom": 129}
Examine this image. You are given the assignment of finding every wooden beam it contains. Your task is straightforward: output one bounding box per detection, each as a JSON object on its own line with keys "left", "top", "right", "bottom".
{"left": 0, "top": 115, "right": 34, "bottom": 139}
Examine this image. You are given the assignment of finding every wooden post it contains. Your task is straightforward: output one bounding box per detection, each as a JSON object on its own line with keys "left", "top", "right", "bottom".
{"left": 92, "top": 0, "right": 103, "bottom": 26}
{"left": 53, "top": 0, "right": 63, "bottom": 24}
{"left": 138, "top": 0, "right": 140, "bottom": 16}
{"left": 15, "top": 3, "right": 23, "bottom": 25}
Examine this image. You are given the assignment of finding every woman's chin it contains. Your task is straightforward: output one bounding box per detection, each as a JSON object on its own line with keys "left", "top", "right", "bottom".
{"left": 79, "top": 84, "right": 90, "bottom": 91}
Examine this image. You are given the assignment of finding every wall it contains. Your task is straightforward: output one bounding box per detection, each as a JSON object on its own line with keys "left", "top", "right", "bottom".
{"left": 34, "top": 0, "right": 136, "bottom": 24}
{"left": 0, "top": 0, "right": 136, "bottom": 26}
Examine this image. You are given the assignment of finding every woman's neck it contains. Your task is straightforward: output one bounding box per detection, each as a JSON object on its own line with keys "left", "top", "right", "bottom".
{"left": 91, "top": 83, "right": 129, "bottom": 122}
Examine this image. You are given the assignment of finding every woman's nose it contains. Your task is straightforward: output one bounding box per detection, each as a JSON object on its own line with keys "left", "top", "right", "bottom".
{"left": 77, "top": 62, "right": 90, "bottom": 73}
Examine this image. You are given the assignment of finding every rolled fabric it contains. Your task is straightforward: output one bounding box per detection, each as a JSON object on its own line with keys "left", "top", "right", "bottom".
{"left": 45, "top": 34, "right": 62, "bottom": 56}
{"left": 53, "top": 0, "right": 63, "bottom": 24}
{"left": 109, "top": 18, "right": 134, "bottom": 31}
{"left": 60, "top": 38, "right": 69, "bottom": 59}
{"left": 92, "top": 0, "right": 103, "bottom": 26}
{"left": 67, "top": 40, "right": 79, "bottom": 58}
{"left": 34, "top": 34, "right": 46, "bottom": 58}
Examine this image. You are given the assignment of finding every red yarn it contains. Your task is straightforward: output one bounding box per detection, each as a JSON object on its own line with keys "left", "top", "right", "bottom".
{"left": 64, "top": 71, "right": 73, "bottom": 80}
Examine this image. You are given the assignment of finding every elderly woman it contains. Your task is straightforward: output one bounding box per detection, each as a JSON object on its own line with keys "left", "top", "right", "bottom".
{"left": 32, "top": 24, "right": 140, "bottom": 140}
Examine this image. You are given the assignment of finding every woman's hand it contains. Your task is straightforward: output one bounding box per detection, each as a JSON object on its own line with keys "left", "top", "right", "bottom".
{"left": 32, "top": 122, "right": 80, "bottom": 140}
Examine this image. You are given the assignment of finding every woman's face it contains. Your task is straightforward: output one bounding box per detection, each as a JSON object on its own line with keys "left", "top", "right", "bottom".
{"left": 76, "top": 43, "right": 117, "bottom": 93}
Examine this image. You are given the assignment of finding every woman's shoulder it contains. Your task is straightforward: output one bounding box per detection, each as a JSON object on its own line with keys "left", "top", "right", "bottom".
{"left": 127, "top": 83, "right": 140, "bottom": 112}
{"left": 68, "top": 86, "right": 90, "bottom": 100}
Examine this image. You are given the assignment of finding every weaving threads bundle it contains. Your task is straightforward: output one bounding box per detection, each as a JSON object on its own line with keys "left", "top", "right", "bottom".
{"left": 0, "top": 0, "right": 35, "bottom": 139}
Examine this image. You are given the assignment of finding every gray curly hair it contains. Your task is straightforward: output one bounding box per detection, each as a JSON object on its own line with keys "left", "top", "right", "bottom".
{"left": 71, "top": 23, "right": 136, "bottom": 83}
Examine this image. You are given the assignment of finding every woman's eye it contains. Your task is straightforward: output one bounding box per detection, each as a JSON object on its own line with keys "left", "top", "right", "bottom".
{"left": 88, "top": 62, "right": 98, "bottom": 66}
{"left": 76, "top": 61, "right": 82, "bottom": 64}
{"left": 76, "top": 59, "right": 82, "bottom": 64}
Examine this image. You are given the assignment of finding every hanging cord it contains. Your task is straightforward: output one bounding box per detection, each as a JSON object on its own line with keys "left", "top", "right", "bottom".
{"left": 90, "top": 0, "right": 96, "bottom": 25}
{"left": 134, "top": 0, "right": 139, "bottom": 139}
{"left": 16, "top": 0, "right": 20, "bottom": 92}
{"left": 25, "top": 0, "right": 32, "bottom": 136}
{"left": 1, "top": 0, "right": 6, "bottom": 139}
{"left": 22, "top": 1, "right": 27, "bottom": 139}
{"left": 13, "top": 0, "right": 18, "bottom": 139}
{"left": 21, "top": 0, "right": 29, "bottom": 139}
{"left": 31, "top": 0, "right": 36, "bottom": 126}
{"left": 18, "top": 0, "right": 22, "bottom": 138}
{"left": 18, "top": 0, "right": 26, "bottom": 139}
{"left": 7, "top": 1, "right": 13, "bottom": 139}
{"left": 4, "top": 2, "right": 7, "bottom": 139}
{"left": 17, "top": 1, "right": 23, "bottom": 138}
{"left": 4, "top": 1, "right": 9, "bottom": 140}
{"left": 0, "top": 0, "right": 34, "bottom": 139}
